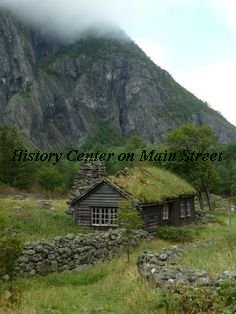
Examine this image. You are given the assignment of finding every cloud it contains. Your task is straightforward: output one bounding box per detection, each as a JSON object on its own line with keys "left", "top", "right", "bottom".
{"left": 174, "top": 59, "right": 236, "bottom": 126}
{"left": 0, "top": 0, "right": 125, "bottom": 41}
{"left": 0, "top": 0, "right": 198, "bottom": 42}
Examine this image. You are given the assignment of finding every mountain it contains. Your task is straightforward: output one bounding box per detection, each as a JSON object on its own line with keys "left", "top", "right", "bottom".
{"left": 0, "top": 9, "right": 236, "bottom": 150}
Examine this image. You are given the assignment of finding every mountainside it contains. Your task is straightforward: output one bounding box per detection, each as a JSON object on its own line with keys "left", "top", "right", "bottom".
{"left": 0, "top": 9, "right": 236, "bottom": 150}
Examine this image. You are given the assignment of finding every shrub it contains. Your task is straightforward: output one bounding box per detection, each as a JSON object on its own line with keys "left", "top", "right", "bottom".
{"left": 157, "top": 284, "right": 235, "bottom": 314}
{"left": 157, "top": 226, "right": 197, "bottom": 243}
{"left": 217, "top": 281, "right": 236, "bottom": 313}
{"left": 0, "top": 236, "right": 22, "bottom": 277}
{"left": 36, "top": 166, "right": 64, "bottom": 192}
{"left": 0, "top": 212, "right": 22, "bottom": 277}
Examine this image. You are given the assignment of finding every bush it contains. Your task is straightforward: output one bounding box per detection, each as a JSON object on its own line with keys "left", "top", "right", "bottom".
{"left": 0, "top": 212, "right": 22, "bottom": 277}
{"left": 157, "top": 284, "right": 236, "bottom": 314}
{"left": 36, "top": 166, "right": 64, "bottom": 192}
{"left": 157, "top": 226, "right": 197, "bottom": 243}
{"left": 218, "top": 281, "right": 236, "bottom": 313}
{"left": 0, "top": 236, "right": 22, "bottom": 277}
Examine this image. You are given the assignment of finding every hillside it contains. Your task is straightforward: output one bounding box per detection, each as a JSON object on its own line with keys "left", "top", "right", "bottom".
{"left": 0, "top": 9, "right": 236, "bottom": 149}
{"left": 0, "top": 195, "right": 236, "bottom": 312}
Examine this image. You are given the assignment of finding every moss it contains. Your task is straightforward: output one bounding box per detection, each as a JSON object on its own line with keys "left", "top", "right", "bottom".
{"left": 110, "top": 166, "right": 195, "bottom": 203}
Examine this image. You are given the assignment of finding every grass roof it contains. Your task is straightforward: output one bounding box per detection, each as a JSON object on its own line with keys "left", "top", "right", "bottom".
{"left": 110, "top": 166, "right": 196, "bottom": 203}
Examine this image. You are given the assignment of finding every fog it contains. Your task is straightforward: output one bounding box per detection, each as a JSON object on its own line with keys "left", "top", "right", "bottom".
{"left": 0, "top": 0, "right": 152, "bottom": 42}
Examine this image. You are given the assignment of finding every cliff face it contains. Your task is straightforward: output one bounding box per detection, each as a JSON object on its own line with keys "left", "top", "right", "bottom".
{"left": 0, "top": 9, "right": 236, "bottom": 150}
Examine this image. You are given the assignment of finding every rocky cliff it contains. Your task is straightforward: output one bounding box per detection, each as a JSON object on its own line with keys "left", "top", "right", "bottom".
{"left": 0, "top": 9, "right": 236, "bottom": 150}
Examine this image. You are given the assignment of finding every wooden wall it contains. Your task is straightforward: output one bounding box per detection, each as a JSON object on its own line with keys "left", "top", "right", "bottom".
{"left": 73, "top": 181, "right": 195, "bottom": 232}
{"left": 141, "top": 196, "right": 195, "bottom": 232}
{"left": 141, "top": 205, "right": 162, "bottom": 233}
{"left": 74, "top": 182, "right": 125, "bottom": 228}
{"left": 170, "top": 197, "right": 195, "bottom": 226}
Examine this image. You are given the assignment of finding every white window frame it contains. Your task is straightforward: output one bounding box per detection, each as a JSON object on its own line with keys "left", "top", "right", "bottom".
{"left": 91, "top": 207, "right": 118, "bottom": 226}
{"left": 162, "top": 204, "right": 169, "bottom": 221}
{"left": 180, "top": 199, "right": 186, "bottom": 218}
{"left": 186, "top": 199, "right": 192, "bottom": 217}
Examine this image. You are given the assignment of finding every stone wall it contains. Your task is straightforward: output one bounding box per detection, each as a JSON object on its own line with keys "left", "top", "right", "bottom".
{"left": 6, "top": 230, "right": 148, "bottom": 279}
{"left": 137, "top": 240, "right": 236, "bottom": 287}
{"left": 194, "top": 210, "right": 217, "bottom": 224}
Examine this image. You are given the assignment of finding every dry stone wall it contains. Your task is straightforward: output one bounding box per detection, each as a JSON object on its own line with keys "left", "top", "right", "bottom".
{"left": 6, "top": 230, "right": 148, "bottom": 279}
{"left": 137, "top": 240, "right": 236, "bottom": 288}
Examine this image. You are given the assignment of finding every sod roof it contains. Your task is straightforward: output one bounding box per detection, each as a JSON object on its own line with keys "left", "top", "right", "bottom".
{"left": 110, "top": 166, "right": 196, "bottom": 203}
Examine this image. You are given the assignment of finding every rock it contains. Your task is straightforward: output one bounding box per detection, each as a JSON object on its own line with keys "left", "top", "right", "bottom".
{"left": 37, "top": 201, "right": 52, "bottom": 208}
{"left": 13, "top": 195, "right": 26, "bottom": 200}
{"left": 137, "top": 240, "right": 229, "bottom": 288}
{"left": 29, "top": 269, "right": 36, "bottom": 276}
{"left": 0, "top": 8, "right": 235, "bottom": 153}
{"left": 4, "top": 229, "right": 148, "bottom": 279}
{"left": 217, "top": 271, "right": 236, "bottom": 282}
{"left": 11, "top": 206, "right": 24, "bottom": 211}
{"left": 49, "top": 207, "right": 57, "bottom": 211}
{"left": 25, "top": 249, "right": 36, "bottom": 255}
{"left": 35, "top": 245, "right": 43, "bottom": 253}
{"left": 65, "top": 234, "right": 75, "bottom": 240}
{"left": 1, "top": 275, "right": 10, "bottom": 281}
{"left": 159, "top": 253, "right": 168, "bottom": 261}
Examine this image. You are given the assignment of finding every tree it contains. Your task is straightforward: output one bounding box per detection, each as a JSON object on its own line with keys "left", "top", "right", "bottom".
{"left": 0, "top": 127, "right": 34, "bottom": 188}
{"left": 36, "top": 166, "right": 64, "bottom": 192}
{"left": 166, "top": 124, "right": 218, "bottom": 211}
{"left": 118, "top": 200, "right": 143, "bottom": 263}
{"left": 214, "top": 143, "right": 236, "bottom": 196}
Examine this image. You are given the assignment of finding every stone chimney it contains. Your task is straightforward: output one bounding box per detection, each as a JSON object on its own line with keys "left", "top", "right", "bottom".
{"left": 67, "top": 160, "right": 107, "bottom": 214}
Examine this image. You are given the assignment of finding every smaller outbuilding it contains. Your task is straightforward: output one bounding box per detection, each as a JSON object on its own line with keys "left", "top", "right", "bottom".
{"left": 70, "top": 166, "right": 196, "bottom": 233}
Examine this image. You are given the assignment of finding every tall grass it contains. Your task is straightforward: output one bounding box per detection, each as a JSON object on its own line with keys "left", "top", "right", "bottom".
{"left": 0, "top": 198, "right": 91, "bottom": 241}
{"left": 0, "top": 238, "right": 169, "bottom": 314}
{"left": 179, "top": 232, "right": 236, "bottom": 276}
{"left": 1, "top": 196, "right": 236, "bottom": 313}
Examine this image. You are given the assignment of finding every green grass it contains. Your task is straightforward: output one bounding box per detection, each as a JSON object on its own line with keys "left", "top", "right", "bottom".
{"left": 0, "top": 198, "right": 91, "bottom": 242}
{"left": 179, "top": 232, "right": 236, "bottom": 277}
{"left": 111, "top": 166, "right": 195, "bottom": 203}
{"left": 0, "top": 238, "right": 169, "bottom": 314}
{"left": 1, "top": 196, "right": 236, "bottom": 313}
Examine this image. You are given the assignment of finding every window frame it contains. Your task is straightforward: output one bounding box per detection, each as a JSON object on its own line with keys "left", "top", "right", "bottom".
{"left": 162, "top": 203, "right": 169, "bottom": 221}
{"left": 180, "top": 199, "right": 186, "bottom": 218}
{"left": 91, "top": 207, "right": 118, "bottom": 227}
{"left": 186, "top": 199, "right": 192, "bottom": 217}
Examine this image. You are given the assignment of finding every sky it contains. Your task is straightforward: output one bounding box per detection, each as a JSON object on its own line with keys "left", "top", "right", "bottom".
{"left": 0, "top": 0, "right": 235, "bottom": 126}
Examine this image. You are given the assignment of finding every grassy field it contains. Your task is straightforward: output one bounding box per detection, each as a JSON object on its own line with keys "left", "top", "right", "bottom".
{"left": 0, "top": 197, "right": 91, "bottom": 242}
{"left": 0, "top": 196, "right": 236, "bottom": 313}
{"left": 179, "top": 235, "right": 236, "bottom": 276}
{"left": 179, "top": 217, "right": 236, "bottom": 276}
{"left": 0, "top": 238, "right": 170, "bottom": 314}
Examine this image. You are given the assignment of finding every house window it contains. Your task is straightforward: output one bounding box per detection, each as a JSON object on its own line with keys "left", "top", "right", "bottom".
{"left": 180, "top": 200, "right": 186, "bottom": 218}
{"left": 186, "top": 199, "right": 192, "bottom": 217}
{"left": 92, "top": 207, "right": 118, "bottom": 226}
{"left": 162, "top": 204, "right": 169, "bottom": 220}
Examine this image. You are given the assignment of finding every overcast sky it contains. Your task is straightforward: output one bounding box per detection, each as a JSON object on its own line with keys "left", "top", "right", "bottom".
{"left": 0, "top": 0, "right": 235, "bottom": 126}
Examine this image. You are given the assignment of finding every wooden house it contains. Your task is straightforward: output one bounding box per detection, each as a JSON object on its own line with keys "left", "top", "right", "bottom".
{"left": 70, "top": 166, "right": 196, "bottom": 233}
